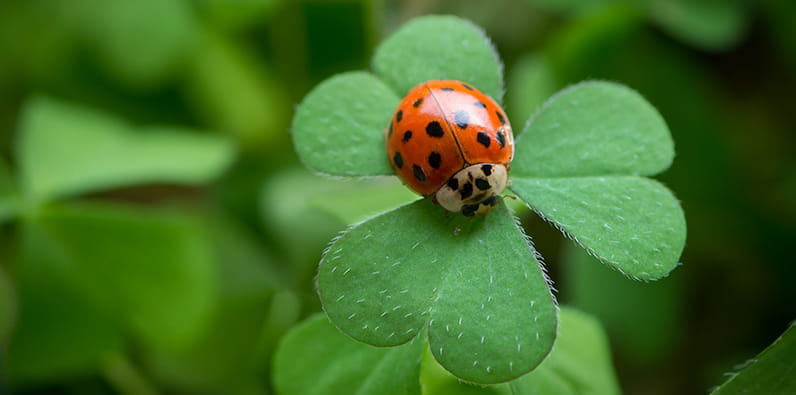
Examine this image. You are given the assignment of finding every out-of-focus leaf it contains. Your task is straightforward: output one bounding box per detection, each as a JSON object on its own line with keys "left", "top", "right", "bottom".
{"left": 523, "top": 0, "right": 615, "bottom": 14}
{"left": 272, "top": 313, "right": 424, "bottom": 395}
{"left": 83, "top": 0, "right": 198, "bottom": 88}
{"left": 318, "top": 200, "right": 556, "bottom": 384}
{"left": 419, "top": 342, "right": 509, "bottom": 395}
{"left": 0, "top": 159, "right": 18, "bottom": 223}
{"left": 373, "top": 15, "right": 504, "bottom": 100}
{"left": 16, "top": 97, "right": 235, "bottom": 204}
{"left": 562, "top": 242, "right": 684, "bottom": 363}
{"left": 141, "top": 215, "right": 279, "bottom": 392}
{"left": 513, "top": 81, "right": 673, "bottom": 178}
{"left": 187, "top": 30, "right": 288, "bottom": 148}
{"left": 529, "top": 0, "right": 747, "bottom": 51}
{"left": 33, "top": 202, "right": 217, "bottom": 351}
{"left": 196, "top": 0, "right": 282, "bottom": 31}
{"left": 0, "top": 1, "right": 76, "bottom": 83}
{"left": 711, "top": 321, "right": 796, "bottom": 394}
{"left": 545, "top": 4, "right": 643, "bottom": 81}
{"left": 308, "top": 180, "right": 417, "bottom": 225}
{"left": 649, "top": 0, "right": 748, "bottom": 51}
{"left": 507, "top": 53, "right": 557, "bottom": 128}
{"left": 292, "top": 71, "right": 398, "bottom": 176}
{"left": 8, "top": 220, "right": 122, "bottom": 384}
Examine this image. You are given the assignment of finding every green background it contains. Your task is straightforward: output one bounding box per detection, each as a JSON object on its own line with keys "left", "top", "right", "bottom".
{"left": 0, "top": 0, "right": 794, "bottom": 394}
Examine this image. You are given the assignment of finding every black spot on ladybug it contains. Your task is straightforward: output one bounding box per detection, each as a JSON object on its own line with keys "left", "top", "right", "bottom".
{"left": 413, "top": 164, "right": 426, "bottom": 181}
{"left": 413, "top": 98, "right": 424, "bottom": 108}
{"left": 441, "top": 87, "right": 455, "bottom": 92}
{"left": 393, "top": 152, "right": 403, "bottom": 169}
{"left": 497, "top": 131, "right": 506, "bottom": 148}
{"left": 447, "top": 177, "right": 459, "bottom": 190}
{"left": 396, "top": 110, "right": 403, "bottom": 123}
{"left": 461, "top": 83, "right": 474, "bottom": 91}
{"left": 454, "top": 110, "right": 469, "bottom": 129}
{"left": 483, "top": 194, "right": 499, "bottom": 207}
{"left": 481, "top": 164, "right": 493, "bottom": 176}
{"left": 462, "top": 203, "right": 478, "bottom": 217}
{"left": 428, "top": 152, "right": 442, "bottom": 169}
{"left": 474, "top": 101, "right": 487, "bottom": 109}
{"left": 426, "top": 121, "right": 444, "bottom": 138}
{"left": 496, "top": 111, "right": 506, "bottom": 125}
{"left": 402, "top": 130, "right": 412, "bottom": 143}
{"left": 460, "top": 182, "right": 473, "bottom": 199}
{"left": 472, "top": 192, "right": 487, "bottom": 202}
{"left": 475, "top": 178, "right": 491, "bottom": 190}
{"left": 477, "top": 132, "right": 491, "bottom": 148}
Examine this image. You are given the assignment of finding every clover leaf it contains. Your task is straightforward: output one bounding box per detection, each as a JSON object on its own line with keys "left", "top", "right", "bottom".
{"left": 510, "top": 81, "right": 686, "bottom": 279}
{"left": 291, "top": 15, "right": 685, "bottom": 384}
{"left": 273, "top": 307, "right": 619, "bottom": 394}
{"left": 272, "top": 313, "right": 424, "bottom": 395}
{"left": 318, "top": 200, "right": 556, "bottom": 383}
{"left": 372, "top": 15, "right": 504, "bottom": 101}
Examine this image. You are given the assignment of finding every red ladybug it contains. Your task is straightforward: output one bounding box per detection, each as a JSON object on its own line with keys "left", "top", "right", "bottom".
{"left": 385, "top": 80, "right": 514, "bottom": 217}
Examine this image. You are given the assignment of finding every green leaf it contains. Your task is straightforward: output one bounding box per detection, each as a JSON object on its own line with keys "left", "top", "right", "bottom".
{"left": 33, "top": 202, "right": 217, "bottom": 351}
{"left": 418, "top": 307, "right": 620, "bottom": 395}
{"left": 649, "top": 0, "right": 748, "bottom": 51}
{"left": 711, "top": 321, "right": 796, "bottom": 394}
{"left": 318, "top": 199, "right": 556, "bottom": 384}
{"left": 292, "top": 71, "right": 398, "bottom": 176}
{"left": 140, "top": 216, "right": 281, "bottom": 392}
{"left": 510, "top": 307, "right": 621, "bottom": 395}
{"left": 507, "top": 53, "right": 558, "bottom": 128}
{"left": 197, "top": 0, "right": 282, "bottom": 31}
{"left": 510, "top": 176, "right": 685, "bottom": 279}
{"left": 8, "top": 220, "right": 123, "bottom": 384}
{"left": 186, "top": 30, "right": 288, "bottom": 147}
{"left": 16, "top": 96, "right": 235, "bottom": 203}
{"left": 272, "top": 313, "right": 424, "bottom": 395}
{"left": 522, "top": 0, "right": 615, "bottom": 14}
{"left": 264, "top": 167, "right": 417, "bottom": 227}
{"left": 84, "top": 0, "right": 198, "bottom": 88}
{"left": 513, "top": 81, "right": 673, "bottom": 178}
{"left": 372, "top": 15, "right": 504, "bottom": 100}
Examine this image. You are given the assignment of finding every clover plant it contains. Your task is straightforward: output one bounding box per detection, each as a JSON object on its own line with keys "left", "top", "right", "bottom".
{"left": 273, "top": 307, "right": 620, "bottom": 394}
{"left": 3, "top": 96, "right": 236, "bottom": 382}
{"left": 291, "top": 15, "right": 685, "bottom": 385}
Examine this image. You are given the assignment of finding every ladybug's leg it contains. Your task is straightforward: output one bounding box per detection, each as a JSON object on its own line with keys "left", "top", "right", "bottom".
{"left": 453, "top": 217, "right": 474, "bottom": 236}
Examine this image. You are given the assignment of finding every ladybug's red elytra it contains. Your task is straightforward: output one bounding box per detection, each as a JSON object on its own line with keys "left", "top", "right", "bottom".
{"left": 385, "top": 80, "right": 514, "bottom": 217}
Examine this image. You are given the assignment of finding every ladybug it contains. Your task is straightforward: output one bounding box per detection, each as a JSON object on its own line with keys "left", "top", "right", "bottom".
{"left": 385, "top": 80, "right": 514, "bottom": 217}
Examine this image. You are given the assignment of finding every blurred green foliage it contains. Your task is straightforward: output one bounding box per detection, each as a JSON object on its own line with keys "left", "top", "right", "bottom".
{"left": 0, "top": 0, "right": 794, "bottom": 394}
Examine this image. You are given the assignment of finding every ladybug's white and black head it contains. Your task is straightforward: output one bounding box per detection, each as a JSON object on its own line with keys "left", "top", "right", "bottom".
{"left": 435, "top": 163, "right": 508, "bottom": 217}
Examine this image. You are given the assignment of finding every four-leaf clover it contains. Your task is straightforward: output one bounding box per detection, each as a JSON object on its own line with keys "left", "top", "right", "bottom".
{"left": 292, "top": 15, "right": 685, "bottom": 383}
